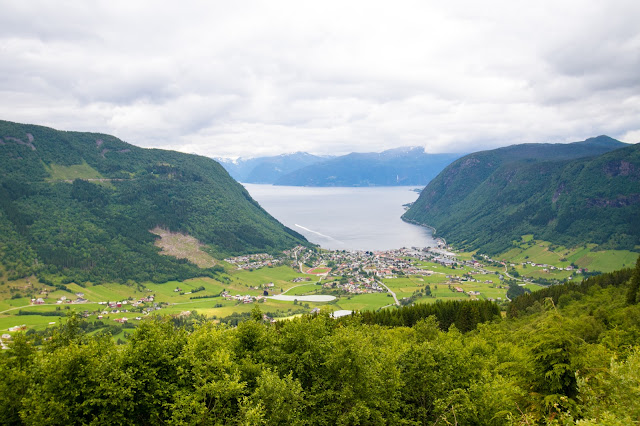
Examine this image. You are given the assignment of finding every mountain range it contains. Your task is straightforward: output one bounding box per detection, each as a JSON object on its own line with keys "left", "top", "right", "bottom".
{"left": 403, "top": 136, "right": 640, "bottom": 254}
{"left": 215, "top": 152, "right": 330, "bottom": 184}
{"left": 0, "top": 120, "right": 307, "bottom": 284}
{"left": 217, "top": 148, "right": 463, "bottom": 187}
{"left": 3, "top": 118, "right": 637, "bottom": 283}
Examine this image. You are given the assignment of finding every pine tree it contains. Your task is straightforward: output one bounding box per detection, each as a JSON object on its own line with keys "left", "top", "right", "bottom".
{"left": 626, "top": 256, "right": 640, "bottom": 304}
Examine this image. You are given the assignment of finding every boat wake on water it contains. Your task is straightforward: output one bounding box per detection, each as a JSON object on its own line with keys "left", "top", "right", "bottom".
{"left": 295, "top": 224, "right": 343, "bottom": 243}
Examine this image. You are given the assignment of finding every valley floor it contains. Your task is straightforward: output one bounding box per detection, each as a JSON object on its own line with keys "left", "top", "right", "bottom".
{"left": 2, "top": 236, "right": 635, "bottom": 340}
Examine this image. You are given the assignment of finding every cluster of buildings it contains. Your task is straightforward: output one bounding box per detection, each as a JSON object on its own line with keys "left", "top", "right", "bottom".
{"left": 517, "top": 261, "right": 586, "bottom": 274}
{"left": 301, "top": 245, "right": 453, "bottom": 272}
{"left": 274, "top": 243, "right": 511, "bottom": 297}
{"left": 113, "top": 317, "right": 143, "bottom": 323}
{"left": 230, "top": 245, "right": 472, "bottom": 296}
{"left": 452, "top": 286, "right": 482, "bottom": 297}
{"left": 30, "top": 292, "right": 90, "bottom": 306}
{"left": 1, "top": 333, "right": 13, "bottom": 349}
{"left": 224, "top": 253, "right": 282, "bottom": 270}
{"left": 323, "top": 277, "right": 384, "bottom": 294}
{"left": 284, "top": 246, "right": 460, "bottom": 294}
{"left": 95, "top": 295, "right": 159, "bottom": 321}
{"left": 220, "top": 290, "right": 266, "bottom": 304}
{"left": 3, "top": 326, "right": 27, "bottom": 348}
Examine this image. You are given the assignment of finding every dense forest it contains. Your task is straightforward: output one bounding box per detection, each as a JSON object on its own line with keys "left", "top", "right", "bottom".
{"left": 0, "top": 120, "right": 308, "bottom": 284}
{"left": 2, "top": 259, "right": 639, "bottom": 425}
{"left": 403, "top": 136, "right": 640, "bottom": 254}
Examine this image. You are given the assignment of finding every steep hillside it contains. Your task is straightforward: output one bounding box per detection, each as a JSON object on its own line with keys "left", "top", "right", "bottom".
{"left": 216, "top": 152, "right": 330, "bottom": 183}
{"left": 275, "top": 147, "right": 462, "bottom": 186}
{"left": 403, "top": 136, "right": 639, "bottom": 254}
{"left": 0, "top": 120, "right": 307, "bottom": 284}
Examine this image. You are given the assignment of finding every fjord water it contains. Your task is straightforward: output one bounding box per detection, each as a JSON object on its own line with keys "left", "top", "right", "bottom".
{"left": 243, "top": 184, "right": 437, "bottom": 251}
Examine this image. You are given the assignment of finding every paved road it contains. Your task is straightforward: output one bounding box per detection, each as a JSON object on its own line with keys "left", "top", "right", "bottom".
{"left": 500, "top": 263, "right": 545, "bottom": 292}
{"left": 0, "top": 302, "right": 100, "bottom": 315}
{"left": 376, "top": 280, "right": 400, "bottom": 306}
{"left": 502, "top": 264, "right": 526, "bottom": 282}
{"left": 293, "top": 249, "right": 306, "bottom": 274}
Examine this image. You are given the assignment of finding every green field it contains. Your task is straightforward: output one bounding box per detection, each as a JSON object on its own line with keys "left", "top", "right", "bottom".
{"left": 522, "top": 283, "right": 542, "bottom": 292}
{"left": 383, "top": 277, "right": 427, "bottom": 298}
{"left": 501, "top": 241, "right": 566, "bottom": 266}
{"left": 0, "top": 266, "right": 321, "bottom": 334}
{"left": 66, "top": 282, "right": 136, "bottom": 302}
{"left": 572, "top": 250, "right": 639, "bottom": 272}
{"left": 515, "top": 267, "right": 573, "bottom": 281}
{"left": 45, "top": 160, "right": 106, "bottom": 181}
{"left": 414, "top": 273, "right": 452, "bottom": 284}
{"left": 160, "top": 298, "right": 321, "bottom": 319}
{"left": 0, "top": 315, "right": 65, "bottom": 332}
{"left": 1, "top": 239, "right": 636, "bottom": 335}
{"left": 0, "top": 297, "right": 34, "bottom": 312}
{"left": 333, "top": 293, "right": 393, "bottom": 311}
{"left": 0, "top": 261, "right": 510, "bottom": 335}
{"left": 470, "top": 273, "right": 499, "bottom": 285}
{"left": 499, "top": 237, "right": 639, "bottom": 273}
{"left": 230, "top": 266, "right": 312, "bottom": 292}
{"left": 411, "top": 261, "right": 457, "bottom": 274}
{"left": 284, "top": 283, "right": 323, "bottom": 296}
{"left": 453, "top": 250, "right": 476, "bottom": 261}
{"left": 429, "top": 285, "right": 469, "bottom": 300}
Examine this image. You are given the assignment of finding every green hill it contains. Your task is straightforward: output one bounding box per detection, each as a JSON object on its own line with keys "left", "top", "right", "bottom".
{"left": 403, "top": 136, "right": 640, "bottom": 254}
{"left": 0, "top": 120, "right": 307, "bottom": 284}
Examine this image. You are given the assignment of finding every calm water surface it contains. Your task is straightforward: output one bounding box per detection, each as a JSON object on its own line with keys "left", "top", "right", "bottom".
{"left": 243, "top": 184, "right": 437, "bottom": 251}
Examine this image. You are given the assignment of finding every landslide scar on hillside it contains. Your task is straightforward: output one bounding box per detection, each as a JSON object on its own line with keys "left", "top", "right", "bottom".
{"left": 150, "top": 227, "right": 216, "bottom": 268}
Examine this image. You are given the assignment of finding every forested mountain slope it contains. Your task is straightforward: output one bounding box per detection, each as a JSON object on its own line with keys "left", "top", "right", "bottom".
{"left": 0, "top": 120, "right": 307, "bottom": 283}
{"left": 274, "top": 147, "right": 462, "bottom": 186}
{"left": 403, "top": 136, "right": 639, "bottom": 254}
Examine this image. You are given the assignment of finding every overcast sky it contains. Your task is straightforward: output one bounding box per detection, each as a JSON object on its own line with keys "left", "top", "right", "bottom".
{"left": 1, "top": 1, "right": 639, "bottom": 158}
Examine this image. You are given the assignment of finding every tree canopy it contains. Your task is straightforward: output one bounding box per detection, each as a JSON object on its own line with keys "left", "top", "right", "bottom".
{"left": 2, "top": 261, "right": 640, "bottom": 424}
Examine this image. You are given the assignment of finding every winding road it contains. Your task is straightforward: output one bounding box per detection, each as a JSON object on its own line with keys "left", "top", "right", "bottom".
{"left": 502, "top": 264, "right": 526, "bottom": 283}
{"left": 376, "top": 280, "right": 400, "bottom": 306}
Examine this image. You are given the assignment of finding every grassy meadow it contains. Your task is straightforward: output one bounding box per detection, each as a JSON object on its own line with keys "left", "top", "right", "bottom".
{"left": 1, "top": 236, "right": 637, "bottom": 338}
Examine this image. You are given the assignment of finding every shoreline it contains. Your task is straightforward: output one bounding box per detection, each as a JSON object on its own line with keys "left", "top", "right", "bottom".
{"left": 400, "top": 217, "right": 447, "bottom": 246}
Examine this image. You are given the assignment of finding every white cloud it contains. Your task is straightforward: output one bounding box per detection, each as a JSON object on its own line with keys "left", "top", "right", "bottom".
{"left": 0, "top": 0, "right": 638, "bottom": 158}
{"left": 620, "top": 129, "right": 640, "bottom": 144}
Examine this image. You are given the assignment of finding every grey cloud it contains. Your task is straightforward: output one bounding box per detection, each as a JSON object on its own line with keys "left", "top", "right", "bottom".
{"left": 0, "top": 0, "right": 639, "bottom": 158}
